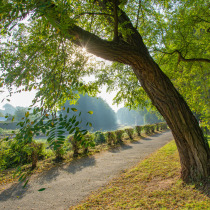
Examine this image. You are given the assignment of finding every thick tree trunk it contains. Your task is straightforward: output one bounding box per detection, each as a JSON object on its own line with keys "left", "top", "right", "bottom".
{"left": 130, "top": 54, "right": 210, "bottom": 182}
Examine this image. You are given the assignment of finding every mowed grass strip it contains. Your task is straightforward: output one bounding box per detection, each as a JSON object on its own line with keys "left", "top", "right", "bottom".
{"left": 71, "top": 141, "right": 210, "bottom": 209}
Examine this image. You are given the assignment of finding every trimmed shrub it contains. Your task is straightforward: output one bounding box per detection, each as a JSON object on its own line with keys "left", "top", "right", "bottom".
{"left": 144, "top": 125, "right": 151, "bottom": 134}
{"left": 155, "top": 123, "right": 160, "bottom": 131}
{"left": 159, "top": 122, "right": 168, "bottom": 130}
{"left": 106, "top": 131, "right": 116, "bottom": 145}
{"left": 115, "top": 130, "right": 124, "bottom": 143}
{"left": 125, "top": 128, "right": 134, "bottom": 140}
{"left": 94, "top": 131, "right": 106, "bottom": 145}
{"left": 135, "top": 126, "right": 142, "bottom": 136}
{"left": 68, "top": 135, "right": 80, "bottom": 158}
{"left": 150, "top": 124, "right": 155, "bottom": 133}
{"left": 82, "top": 133, "right": 95, "bottom": 154}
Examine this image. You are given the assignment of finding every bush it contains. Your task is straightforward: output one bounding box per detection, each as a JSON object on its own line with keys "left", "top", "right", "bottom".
{"left": 106, "top": 131, "right": 116, "bottom": 145}
{"left": 82, "top": 133, "right": 95, "bottom": 154}
{"left": 115, "top": 130, "right": 124, "bottom": 143}
{"left": 155, "top": 123, "right": 160, "bottom": 131}
{"left": 125, "top": 128, "right": 134, "bottom": 140}
{"left": 68, "top": 133, "right": 95, "bottom": 157}
{"left": 68, "top": 135, "right": 80, "bottom": 158}
{"left": 144, "top": 125, "right": 151, "bottom": 134}
{"left": 159, "top": 122, "right": 168, "bottom": 130}
{"left": 94, "top": 131, "right": 106, "bottom": 145}
{"left": 150, "top": 124, "right": 155, "bottom": 133}
{"left": 135, "top": 126, "right": 142, "bottom": 136}
{"left": 0, "top": 139, "right": 47, "bottom": 170}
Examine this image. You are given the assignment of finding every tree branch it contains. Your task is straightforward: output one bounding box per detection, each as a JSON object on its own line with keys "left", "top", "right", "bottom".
{"left": 135, "top": 0, "right": 141, "bottom": 29}
{"left": 155, "top": 49, "right": 210, "bottom": 63}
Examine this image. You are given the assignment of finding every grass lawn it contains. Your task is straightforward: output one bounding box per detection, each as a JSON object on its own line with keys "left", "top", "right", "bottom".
{"left": 71, "top": 140, "right": 210, "bottom": 209}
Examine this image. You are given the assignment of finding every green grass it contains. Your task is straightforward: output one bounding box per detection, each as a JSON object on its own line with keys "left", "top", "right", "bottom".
{"left": 71, "top": 141, "right": 210, "bottom": 209}
{"left": 0, "top": 128, "right": 19, "bottom": 135}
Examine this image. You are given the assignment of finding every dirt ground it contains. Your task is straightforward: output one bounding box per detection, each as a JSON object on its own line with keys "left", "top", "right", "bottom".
{"left": 0, "top": 131, "right": 173, "bottom": 210}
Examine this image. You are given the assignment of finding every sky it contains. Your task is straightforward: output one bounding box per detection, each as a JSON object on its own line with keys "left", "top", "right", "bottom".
{"left": 0, "top": 86, "right": 124, "bottom": 112}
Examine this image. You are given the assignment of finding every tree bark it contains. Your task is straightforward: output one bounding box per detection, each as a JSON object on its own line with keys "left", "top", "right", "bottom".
{"left": 130, "top": 53, "right": 210, "bottom": 182}
{"left": 35, "top": 1, "right": 210, "bottom": 182}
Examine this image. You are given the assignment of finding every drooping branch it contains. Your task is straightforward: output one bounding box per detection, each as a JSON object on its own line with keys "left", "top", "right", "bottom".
{"left": 155, "top": 49, "right": 210, "bottom": 63}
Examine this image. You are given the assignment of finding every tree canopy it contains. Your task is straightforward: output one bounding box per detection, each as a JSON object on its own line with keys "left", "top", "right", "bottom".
{"left": 1, "top": 0, "right": 209, "bottom": 125}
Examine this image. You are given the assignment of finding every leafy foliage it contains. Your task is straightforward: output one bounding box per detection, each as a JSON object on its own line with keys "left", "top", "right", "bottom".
{"left": 125, "top": 128, "right": 134, "bottom": 140}
{"left": 0, "top": 139, "right": 47, "bottom": 170}
{"left": 0, "top": 0, "right": 209, "bottom": 126}
{"left": 115, "top": 130, "right": 124, "bottom": 143}
{"left": 106, "top": 131, "right": 116, "bottom": 145}
{"left": 94, "top": 131, "right": 106, "bottom": 145}
{"left": 135, "top": 126, "right": 142, "bottom": 136}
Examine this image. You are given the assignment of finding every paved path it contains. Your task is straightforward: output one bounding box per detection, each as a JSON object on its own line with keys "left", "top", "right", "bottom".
{"left": 0, "top": 131, "right": 173, "bottom": 210}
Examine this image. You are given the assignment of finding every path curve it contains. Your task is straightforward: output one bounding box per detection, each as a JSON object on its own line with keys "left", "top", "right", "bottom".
{"left": 0, "top": 131, "right": 173, "bottom": 210}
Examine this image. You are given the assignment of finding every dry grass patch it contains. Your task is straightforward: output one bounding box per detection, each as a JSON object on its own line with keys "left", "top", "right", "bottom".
{"left": 71, "top": 141, "right": 210, "bottom": 209}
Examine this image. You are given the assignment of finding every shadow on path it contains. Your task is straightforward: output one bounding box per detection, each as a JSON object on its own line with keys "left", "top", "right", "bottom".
{"left": 0, "top": 182, "right": 29, "bottom": 201}
{"left": 109, "top": 143, "right": 134, "bottom": 153}
{"left": 62, "top": 156, "right": 96, "bottom": 174}
{"left": 37, "top": 156, "right": 96, "bottom": 184}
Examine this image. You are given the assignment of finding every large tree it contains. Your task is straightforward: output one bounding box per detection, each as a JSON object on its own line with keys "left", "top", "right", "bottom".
{"left": 1, "top": 0, "right": 209, "bottom": 181}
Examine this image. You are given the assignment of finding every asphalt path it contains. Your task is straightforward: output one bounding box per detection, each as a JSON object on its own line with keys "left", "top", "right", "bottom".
{"left": 0, "top": 130, "right": 173, "bottom": 210}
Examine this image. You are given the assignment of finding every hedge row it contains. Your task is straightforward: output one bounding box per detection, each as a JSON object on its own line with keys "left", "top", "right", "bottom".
{"left": 68, "top": 122, "right": 168, "bottom": 157}
{"left": 0, "top": 122, "right": 168, "bottom": 170}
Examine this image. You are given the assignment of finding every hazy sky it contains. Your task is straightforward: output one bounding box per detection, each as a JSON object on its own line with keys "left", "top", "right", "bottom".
{"left": 0, "top": 86, "right": 124, "bottom": 112}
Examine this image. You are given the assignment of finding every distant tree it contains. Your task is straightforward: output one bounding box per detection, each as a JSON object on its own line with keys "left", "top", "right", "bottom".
{"left": 62, "top": 94, "right": 117, "bottom": 131}
{"left": 14, "top": 107, "right": 28, "bottom": 121}
{"left": 3, "top": 104, "right": 16, "bottom": 115}
{"left": 144, "top": 112, "right": 162, "bottom": 124}
{"left": 5, "top": 113, "right": 14, "bottom": 121}
{"left": 117, "top": 107, "right": 144, "bottom": 126}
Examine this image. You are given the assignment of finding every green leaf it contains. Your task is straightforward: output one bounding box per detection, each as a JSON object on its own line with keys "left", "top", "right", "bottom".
{"left": 23, "top": 179, "right": 29, "bottom": 188}
{"left": 69, "top": 127, "right": 75, "bottom": 133}
{"left": 88, "top": 111, "right": 93, "bottom": 115}
{"left": 25, "top": 112, "right": 30, "bottom": 117}
{"left": 71, "top": 108, "right": 78, "bottom": 112}
{"left": 75, "top": 121, "right": 79, "bottom": 126}
{"left": 38, "top": 188, "right": 46, "bottom": 191}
